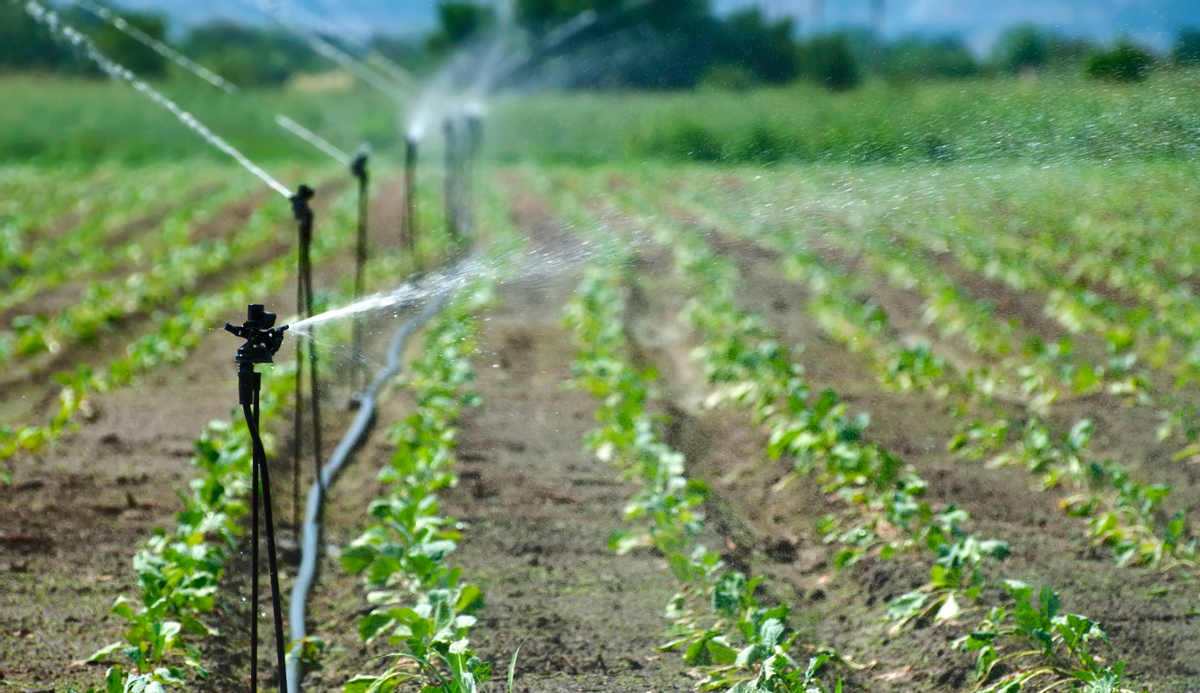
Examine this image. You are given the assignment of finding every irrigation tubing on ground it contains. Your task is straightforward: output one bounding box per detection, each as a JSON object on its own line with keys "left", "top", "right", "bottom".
{"left": 285, "top": 273, "right": 463, "bottom": 693}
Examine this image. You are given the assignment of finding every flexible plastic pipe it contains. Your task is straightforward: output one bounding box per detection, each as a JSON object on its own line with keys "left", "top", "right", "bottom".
{"left": 285, "top": 286, "right": 454, "bottom": 693}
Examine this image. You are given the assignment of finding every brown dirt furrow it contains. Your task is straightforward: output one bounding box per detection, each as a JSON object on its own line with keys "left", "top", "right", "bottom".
{"left": 0, "top": 176, "right": 362, "bottom": 422}
{"left": 1, "top": 173, "right": 367, "bottom": 692}
{"left": 437, "top": 270, "right": 694, "bottom": 692}
{"left": 0, "top": 310, "right": 263, "bottom": 690}
{"left": 367, "top": 174, "right": 407, "bottom": 251}
{"left": 622, "top": 235, "right": 1200, "bottom": 692}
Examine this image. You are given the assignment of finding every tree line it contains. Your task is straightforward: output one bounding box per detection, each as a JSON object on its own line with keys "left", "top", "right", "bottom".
{"left": 2, "top": 0, "right": 1199, "bottom": 91}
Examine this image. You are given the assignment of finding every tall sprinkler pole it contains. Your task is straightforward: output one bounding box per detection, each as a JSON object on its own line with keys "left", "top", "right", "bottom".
{"left": 350, "top": 149, "right": 370, "bottom": 394}
{"left": 291, "top": 185, "right": 324, "bottom": 537}
{"left": 224, "top": 305, "right": 289, "bottom": 693}
{"left": 403, "top": 134, "right": 418, "bottom": 259}
{"left": 443, "top": 117, "right": 461, "bottom": 242}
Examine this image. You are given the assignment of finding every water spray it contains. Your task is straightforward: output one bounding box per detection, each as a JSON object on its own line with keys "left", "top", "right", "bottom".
{"left": 275, "top": 115, "right": 353, "bottom": 168}
{"left": 17, "top": 0, "right": 291, "bottom": 198}
{"left": 69, "top": 0, "right": 238, "bottom": 93}
{"left": 249, "top": 0, "right": 416, "bottom": 92}
{"left": 290, "top": 186, "right": 324, "bottom": 535}
{"left": 249, "top": 0, "right": 407, "bottom": 102}
{"left": 224, "top": 304, "right": 289, "bottom": 693}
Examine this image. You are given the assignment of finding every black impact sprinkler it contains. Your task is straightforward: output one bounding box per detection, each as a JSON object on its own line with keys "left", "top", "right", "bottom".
{"left": 224, "top": 304, "right": 289, "bottom": 693}
{"left": 443, "top": 117, "right": 461, "bottom": 241}
{"left": 403, "top": 134, "right": 419, "bottom": 256}
{"left": 290, "top": 184, "right": 324, "bottom": 536}
{"left": 350, "top": 149, "right": 370, "bottom": 394}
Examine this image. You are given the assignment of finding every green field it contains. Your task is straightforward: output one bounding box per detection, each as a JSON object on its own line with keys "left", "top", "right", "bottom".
{"left": 2, "top": 73, "right": 1200, "bottom": 693}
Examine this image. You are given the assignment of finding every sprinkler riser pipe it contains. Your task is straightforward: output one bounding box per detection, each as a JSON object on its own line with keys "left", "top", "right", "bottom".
{"left": 290, "top": 185, "right": 325, "bottom": 532}
{"left": 226, "top": 303, "right": 290, "bottom": 693}
{"left": 443, "top": 117, "right": 460, "bottom": 240}
{"left": 352, "top": 152, "right": 370, "bottom": 392}
{"left": 403, "top": 136, "right": 418, "bottom": 254}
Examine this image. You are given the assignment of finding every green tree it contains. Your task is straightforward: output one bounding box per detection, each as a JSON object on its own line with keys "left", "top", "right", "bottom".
{"left": 427, "top": 1, "right": 496, "bottom": 52}
{"left": 993, "top": 24, "right": 1047, "bottom": 74}
{"left": 723, "top": 8, "right": 799, "bottom": 84}
{"left": 1086, "top": 39, "right": 1154, "bottom": 81}
{"left": 802, "top": 33, "right": 862, "bottom": 91}
{"left": 0, "top": 2, "right": 73, "bottom": 71}
{"left": 182, "top": 22, "right": 320, "bottom": 86}
{"left": 1173, "top": 27, "right": 1200, "bottom": 66}
{"left": 86, "top": 8, "right": 170, "bottom": 79}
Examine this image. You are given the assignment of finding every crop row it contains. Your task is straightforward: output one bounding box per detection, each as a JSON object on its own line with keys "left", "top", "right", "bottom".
{"left": 0, "top": 167, "right": 233, "bottom": 326}
{"left": 331, "top": 180, "right": 527, "bottom": 692}
{"left": 0, "top": 173, "right": 353, "bottom": 483}
{"left": 338, "top": 284, "right": 495, "bottom": 693}
{"left": 630, "top": 168, "right": 1198, "bottom": 574}
{"left": 0, "top": 174, "right": 305, "bottom": 372}
{"left": 664, "top": 164, "right": 1200, "bottom": 440}
{"left": 0, "top": 164, "right": 217, "bottom": 281}
{"left": 80, "top": 360, "right": 296, "bottom": 692}
{"left": 563, "top": 261, "right": 842, "bottom": 693}
{"left": 664, "top": 226, "right": 1134, "bottom": 693}
{"left": 735, "top": 205, "right": 1194, "bottom": 571}
{"left": 545, "top": 172, "right": 1135, "bottom": 693}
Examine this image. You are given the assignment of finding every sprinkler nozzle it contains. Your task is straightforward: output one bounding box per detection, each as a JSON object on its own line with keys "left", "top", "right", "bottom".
{"left": 291, "top": 184, "right": 315, "bottom": 222}
{"left": 225, "top": 304, "right": 288, "bottom": 364}
{"left": 351, "top": 150, "right": 369, "bottom": 183}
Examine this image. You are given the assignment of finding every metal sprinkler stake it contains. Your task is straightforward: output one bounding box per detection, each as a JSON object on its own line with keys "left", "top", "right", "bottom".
{"left": 224, "top": 305, "right": 289, "bottom": 693}
{"left": 403, "top": 134, "right": 418, "bottom": 259}
{"left": 350, "top": 150, "right": 370, "bottom": 394}
{"left": 291, "top": 185, "right": 324, "bottom": 536}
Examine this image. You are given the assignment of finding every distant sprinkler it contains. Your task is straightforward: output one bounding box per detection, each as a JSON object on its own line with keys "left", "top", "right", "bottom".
{"left": 273, "top": 115, "right": 371, "bottom": 395}
{"left": 461, "top": 110, "right": 484, "bottom": 239}
{"left": 350, "top": 147, "right": 370, "bottom": 395}
{"left": 443, "top": 117, "right": 461, "bottom": 242}
{"left": 403, "top": 134, "right": 419, "bottom": 257}
{"left": 224, "top": 303, "right": 289, "bottom": 693}
{"left": 464, "top": 105, "right": 484, "bottom": 161}
{"left": 290, "top": 186, "right": 324, "bottom": 537}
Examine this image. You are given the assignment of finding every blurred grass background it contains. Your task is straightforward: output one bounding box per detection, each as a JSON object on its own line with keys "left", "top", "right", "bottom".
{"left": 3, "top": 70, "right": 1199, "bottom": 166}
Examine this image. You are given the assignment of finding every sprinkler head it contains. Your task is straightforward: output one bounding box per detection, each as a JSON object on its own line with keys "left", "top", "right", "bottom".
{"left": 351, "top": 150, "right": 369, "bottom": 182}
{"left": 290, "top": 184, "right": 315, "bottom": 222}
{"left": 225, "top": 304, "right": 288, "bottom": 364}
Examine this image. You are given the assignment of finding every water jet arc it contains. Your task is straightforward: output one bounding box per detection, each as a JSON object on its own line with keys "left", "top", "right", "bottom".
{"left": 284, "top": 273, "right": 465, "bottom": 693}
